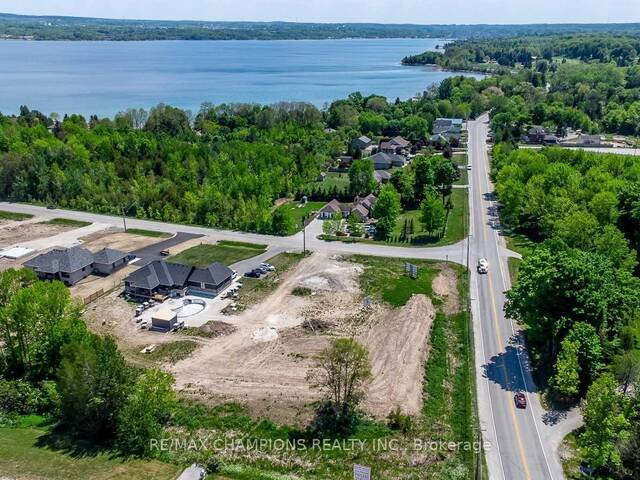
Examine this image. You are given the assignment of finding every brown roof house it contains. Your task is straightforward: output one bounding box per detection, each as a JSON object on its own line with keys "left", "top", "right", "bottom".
{"left": 319, "top": 195, "right": 378, "bottom": 221}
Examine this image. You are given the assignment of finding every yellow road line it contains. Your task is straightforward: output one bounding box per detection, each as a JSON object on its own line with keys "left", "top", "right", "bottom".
{"left": 475, "top": 130, "right": 533, "bottom": 480}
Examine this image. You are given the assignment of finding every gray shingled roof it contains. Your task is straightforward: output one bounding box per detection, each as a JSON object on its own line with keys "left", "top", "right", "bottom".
{"left": 124, "top": 260, "right": 193, "bottom": 290}
{"left": 24, "top": 246, "right": 94, "bottom": 274}
{"left": 189, "top": 262, "right": 234, "bottom": 286}
{"left": 92, "top": 248, "right": 128, "bottom": 265}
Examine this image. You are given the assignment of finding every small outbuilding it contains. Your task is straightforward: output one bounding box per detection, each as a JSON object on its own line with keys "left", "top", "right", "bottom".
{"left": 151, "top": 308, "right": 178, "bottom": 332}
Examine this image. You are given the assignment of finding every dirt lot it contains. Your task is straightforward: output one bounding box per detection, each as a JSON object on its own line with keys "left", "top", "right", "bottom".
{"left": 84, "top": 251, "right": 457, "bottom": 423}
{"left": 80, "top": 230, "right": 162, "bottom": 253}
{"left": 0, "top": 221, "right": 76, "bottom": 248}
{"left": 168, "top": 252, "right": 447, "bottom": 422}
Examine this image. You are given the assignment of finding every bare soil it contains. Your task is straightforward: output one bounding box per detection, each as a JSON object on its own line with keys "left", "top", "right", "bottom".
{"left": 84, "top": 251, "right": 449, "bottom": 424}
{"left": 80, "top": 230, "right": 161, "bottom": 253}
{"left": 432, "top": 264, "right": 461, "bottom": 314}
{"left": 360, "top": 295, "right": 436, "bottom": 417}
{"left": 0, "top": 222, "right": 74, "bottom": 248}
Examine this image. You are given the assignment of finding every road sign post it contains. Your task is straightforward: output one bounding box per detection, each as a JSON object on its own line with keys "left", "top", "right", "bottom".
{"left": 353, "top": 464, "right": 371, "bottom": 480}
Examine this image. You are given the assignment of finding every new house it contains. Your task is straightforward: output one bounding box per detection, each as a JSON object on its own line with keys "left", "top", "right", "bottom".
{"left": 123, "top": 260, "right": 234, "bottom": 299}
{"left": 24, "top": 246, "right": 132, "bottom": 286}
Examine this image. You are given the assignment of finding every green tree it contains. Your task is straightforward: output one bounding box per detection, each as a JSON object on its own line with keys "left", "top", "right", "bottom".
{"left": 57, "top": 336, "right": 135, "bottom": 439}
{"left": 307, "top": 338, "right": 371, "bottom": 410}
{"left": 420, "top": 190, "right": 447, "bottom": 235}
{"left": 117, "top": 369, "right": 176, "bottom": 456}
{"left": 347, "top": 213, "right": 363, "bottom": 237}
{"left": 413, "top": 156, "right": 435, "bottom": 201}
{"left": 348, "top": 159, "right": 375, "bottom": 196}
{"left": 271, "top": 207, "right": 295, "bottom": 235}
{"left": 373, "top": 184, "right": 401, "bottom": 240}
{"left": 0, "top": 279, "right": 87, "bottom": 380}
{"left": 144, "top": 104, "right": 191, "bottom": 136}
{"left": 505, "top": 243, "right": 638, "bottom": 367}
{"left": 613, "top": 350, "right": 640, "bottom": 395}
{"left": 433, "top": 157, "right": 458, "bottom": 203}
{"left": 580, "top": 374, "right": 630, "bottom": 472}
{"left": 552, "top": 338, "right": 580, "bottom": 398}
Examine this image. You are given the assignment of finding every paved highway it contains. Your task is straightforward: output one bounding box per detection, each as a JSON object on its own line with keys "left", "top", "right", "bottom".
{"left": 468, "top": 115, "right": 565, "bottom": 480}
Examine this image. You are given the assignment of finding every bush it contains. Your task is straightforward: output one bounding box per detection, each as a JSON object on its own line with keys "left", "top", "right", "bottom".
{"left": 204, "top": 456, "right": 221, "bottom": 473}
{"left": 0, "top": 379, "right": 58, "bottom": 415}
{"left": 386, "top": 407, "right": 414, "bottom": 434}
{"left": 311, "top": 401, "right": 360, "bottom": 438}
{"left": 292, "top": 287, "right": 312, "bottom": 296}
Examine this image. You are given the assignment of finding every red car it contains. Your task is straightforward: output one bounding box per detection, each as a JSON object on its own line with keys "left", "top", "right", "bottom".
{"left": 514, "top": 392, "right": 527, "bottom": 409}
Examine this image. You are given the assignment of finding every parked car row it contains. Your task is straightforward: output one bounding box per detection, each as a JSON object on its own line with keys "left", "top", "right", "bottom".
{"left": 223, "top": 283, "right": 243, "bottom": 299}
{"left": 135, "top": 299, "right": 158, "bottom": 317}
{"left": 244, "top": 263, "right": 276, "bottom": 278}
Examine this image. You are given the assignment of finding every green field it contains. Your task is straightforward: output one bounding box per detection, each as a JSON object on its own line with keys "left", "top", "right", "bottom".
{"left": 455, "top": 168, "right": 469, "bottom": 185}
{"left": 0, "top": 424, "right": 180, "bottom": 480}
{"left": 168, "top": 242, "right": 267, "bottom": 268}
{"left": 125, "top": 228, "right": 171, "bottom": 238}
{"left": 388, "top": 188, "right": 468, "bottom": 247}
{"left": 276, "top": 200, "right": 325, "bottom": 234}
{"left": 0, "top": 210, "right": 33, "bottom": 221}
{"left": 45, "top": 218, "right": 92, "bottom": 228}
{"left": 351, "top": 255, "right": 440, "bottom": 307}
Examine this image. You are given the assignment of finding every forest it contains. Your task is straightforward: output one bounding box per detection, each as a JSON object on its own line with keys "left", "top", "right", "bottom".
{"left": 0, "top": 83, "right": 478, "bottom": 234}
{"left": 2, "top": 13, "right": 640, "bottom": 41}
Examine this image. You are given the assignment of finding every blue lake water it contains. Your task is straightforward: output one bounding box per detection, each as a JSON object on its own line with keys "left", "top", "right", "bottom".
{"left": 0, "top": 38, "right": 483, "bottom": 117}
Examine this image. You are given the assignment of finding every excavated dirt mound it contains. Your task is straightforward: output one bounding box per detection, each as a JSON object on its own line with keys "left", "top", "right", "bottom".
{"left": 360, "top": 294, "right": 436, "bottom": 418}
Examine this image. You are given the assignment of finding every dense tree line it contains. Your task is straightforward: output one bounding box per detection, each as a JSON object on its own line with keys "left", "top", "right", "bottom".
{"left": 4, "top": 13, "right": 640, "bottom": 41}
{"left": 492, "top": 145, "right": 640, "bottom": 477}
{"left": 0, "top": 103, "right": 344, "bottom": 233}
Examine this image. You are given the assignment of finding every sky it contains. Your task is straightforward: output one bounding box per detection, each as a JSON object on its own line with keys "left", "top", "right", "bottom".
{"left": 1, "top": 0, "right": 640, "bottom": 24}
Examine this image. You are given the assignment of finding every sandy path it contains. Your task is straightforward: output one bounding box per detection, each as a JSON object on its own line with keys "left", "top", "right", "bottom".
{"left": 432, "top": 264, "right": 461, "bottom": 314}
{"left": 360, "top": 295, "right": 436, "bottom": 417}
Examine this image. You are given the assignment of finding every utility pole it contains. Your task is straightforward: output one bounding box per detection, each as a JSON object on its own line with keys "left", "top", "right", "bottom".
{"left": 121, "top": 206, "right": 127, "bottom": 233}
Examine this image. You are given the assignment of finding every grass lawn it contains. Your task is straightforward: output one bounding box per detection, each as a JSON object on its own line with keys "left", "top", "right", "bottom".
{"left": 508, "top": 257, "right": 522, "bottom": 283}
{"left": 388, "top": 188, "right": 468, "bottom": 247}
{"left": 351, "top": 255, "right": 440, "bottom": 307}
{"left": 218, "top": 240, "right": 267, "bottom": 250}
{"left": 168, "top": 242, "right": 267, "bottom": 268}
{"left": 455, "top": 168, "right": 469, "bottom": 185}
{"left": 504, "top": 229, "right": 537, "bottom": 257}
{"left": 46, "top": 218, "right": 92, "bottom": 228}
{"left": 0, "top": 423, "right": 181, "bottom": 480}
{"left": 124, "top": 228, "right": 171, "bottom": 238}
{"left": 276, "top": 200, "right": 325, "bottom": 235}
{"left": 305, "top": 172, "right": 350, "bottom": 195}
{"left": 0, "top": 210, "right": 33, "bottom": 221}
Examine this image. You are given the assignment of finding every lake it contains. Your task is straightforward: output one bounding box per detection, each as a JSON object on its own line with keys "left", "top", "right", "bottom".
{"left": 0, "top": 39, "right": 483, "bottom": 118}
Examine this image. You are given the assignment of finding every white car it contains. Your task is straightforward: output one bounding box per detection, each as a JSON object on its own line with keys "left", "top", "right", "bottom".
{"left": 466, "top": 164, "right": 472, "bottom": 170}
{"left": 477, "top": 258, "right": 489, "bottom": 274}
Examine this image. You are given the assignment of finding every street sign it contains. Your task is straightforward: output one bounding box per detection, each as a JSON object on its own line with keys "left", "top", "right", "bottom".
{"left": 353, "top": 464, "right": 371, "bottom": 480}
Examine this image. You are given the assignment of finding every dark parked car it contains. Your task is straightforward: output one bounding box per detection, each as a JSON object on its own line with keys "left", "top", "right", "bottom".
{"left": 244, "top": 270, "right": 260, "bottom": 278}
{"left": 159, "top": 250, "right": 170, "bottom": 256}
{"left": 46, "top": 204, "right": 57, "bottom": 209}
{"left": 514, "top": 392, "right": 527, "bottom": 409}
